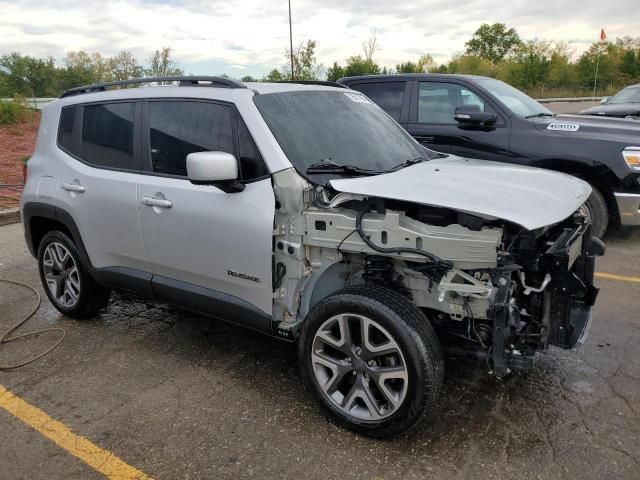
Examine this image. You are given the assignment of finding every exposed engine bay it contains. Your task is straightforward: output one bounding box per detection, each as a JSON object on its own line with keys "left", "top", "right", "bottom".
{"left": 271, "top": 169, "right": 605, "bottom": 377}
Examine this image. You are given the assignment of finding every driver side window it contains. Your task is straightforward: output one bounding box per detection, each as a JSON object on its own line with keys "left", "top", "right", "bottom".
{"left": 417, "top": 82, "right": 488, "bottom": 124}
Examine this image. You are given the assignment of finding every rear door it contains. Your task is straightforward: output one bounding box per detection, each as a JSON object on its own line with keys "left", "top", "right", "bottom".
{"left": 136, "top": 99, "right": 274, "bottom": 317}
{"left": 346, "top": 80, "right": 411, "bottom": 124}
{"left": 55, "top": 101, "right": 147, "bottom": 271}
{"left": 405, "top": 80, "right": 511, "bottom": 161}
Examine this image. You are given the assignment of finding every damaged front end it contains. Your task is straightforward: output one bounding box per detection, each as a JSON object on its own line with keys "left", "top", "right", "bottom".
{"left": 488, "top": 216, "right": 605, "bottom": 376}
{"left": 271, "top": 169, "right": 605, "bottom": 377}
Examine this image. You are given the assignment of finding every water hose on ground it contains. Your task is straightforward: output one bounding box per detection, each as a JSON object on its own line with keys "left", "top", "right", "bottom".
{"left": 0, "top": 278, "right": 65, "bottom": 370}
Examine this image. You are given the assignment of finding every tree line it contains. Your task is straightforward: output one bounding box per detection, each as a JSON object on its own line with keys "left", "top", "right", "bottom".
{"left": 2, "top": 24, "right": 640, "bottom": 99}
{"left": 0, "top": 48, "right": 183, "bottom": 97}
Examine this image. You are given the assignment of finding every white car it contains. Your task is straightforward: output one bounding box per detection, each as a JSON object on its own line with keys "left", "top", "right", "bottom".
{"left": 21, "top": 76, "right": 604, "bottom": 437}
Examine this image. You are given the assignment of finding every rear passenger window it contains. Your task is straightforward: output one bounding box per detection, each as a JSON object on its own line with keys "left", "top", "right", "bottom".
{"left": 58, "top": 107, "right": 77, "bottom": 153}
{"left": 348, "top": 82, "right": 405, "bottom": 121}
{"left": 148, "top": 101, "right": 234, "bottom": 177}
{"left": 81, "top": 103, "right": 136, "bottom": 169}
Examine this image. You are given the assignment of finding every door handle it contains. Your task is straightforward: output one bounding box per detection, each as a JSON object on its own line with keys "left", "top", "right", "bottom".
{"left": 61, "top": 182, "right": 86, "bottom": 193}
{"left": 414, "top": 135, "right": 435, "bottom": 143}
{"left": 141, "top": 196, "right": 173, "bottom": 209}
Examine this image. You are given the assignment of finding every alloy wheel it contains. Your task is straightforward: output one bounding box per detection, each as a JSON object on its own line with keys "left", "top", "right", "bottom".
{"left": 42, "top": 242, "right": 81, "bottom": 308}
{"left": 311, "top": 313, "right": 409, "bottom": 421}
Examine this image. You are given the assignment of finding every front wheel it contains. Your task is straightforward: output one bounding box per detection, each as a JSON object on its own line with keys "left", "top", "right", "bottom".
{"left": 298, "top": 285, "right": 443, "bottom": 438}
{"left": 583, "top": 186, "right": 609, "bottom": 238}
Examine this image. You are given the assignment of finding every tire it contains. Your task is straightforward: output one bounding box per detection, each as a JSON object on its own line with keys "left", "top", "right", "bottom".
{"left": 298, "top": 284, "right": 443, "bottom": 438}
{"left": 584, "top": 186, "right": 609, "bottom": 238}
{"left": 37, "top": 230, "right": 111, "bottom": 319}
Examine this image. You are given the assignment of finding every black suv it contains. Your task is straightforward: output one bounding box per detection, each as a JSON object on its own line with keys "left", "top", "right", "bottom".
{"left": 338, "top": 74, "right": 640, "bottom": 237}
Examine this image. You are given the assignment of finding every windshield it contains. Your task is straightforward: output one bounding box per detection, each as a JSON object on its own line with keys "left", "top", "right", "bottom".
{"left": 254, "top": 90, "right": 435, "bottom": 184}
{"left": 475, "top": 78, "right": 552, "bottom": 118}
{"left": 607, "top": 86, "right": 640, "bottom": 104}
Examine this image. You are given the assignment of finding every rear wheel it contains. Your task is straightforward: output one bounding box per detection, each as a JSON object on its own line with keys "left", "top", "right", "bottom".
{"left": 298, "top": 285, "right": 443, "bottom": 438}
{"left": 37, "top": 231, "right": 111, "bottom": 319}
{"left": 583, "top": 185, "right": 609, "bottom": 238}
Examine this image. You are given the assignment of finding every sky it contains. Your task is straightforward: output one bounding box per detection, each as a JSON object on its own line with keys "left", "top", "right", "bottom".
{"left": 0, "top": 0, "right": 635, "bottom": 78}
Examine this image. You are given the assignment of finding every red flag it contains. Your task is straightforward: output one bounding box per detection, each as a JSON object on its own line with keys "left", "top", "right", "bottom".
{"left": 600, "top": 29, "right": 607, "bottom": 41}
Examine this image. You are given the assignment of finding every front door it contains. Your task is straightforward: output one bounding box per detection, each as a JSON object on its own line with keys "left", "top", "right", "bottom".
{"left": 136, "top": 99, "right": 274, "bottom": 316}
{"left": 405, "top": 81, "right": 511, "bottom": 162}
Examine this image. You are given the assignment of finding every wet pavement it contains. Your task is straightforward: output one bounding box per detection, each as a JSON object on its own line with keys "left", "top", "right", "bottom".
{"left": 0, "top": 221, "right": 639, "bottom": 479}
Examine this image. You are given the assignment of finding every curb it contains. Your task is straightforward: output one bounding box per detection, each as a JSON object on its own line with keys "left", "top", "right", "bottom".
{"left": 0, "top": 208, "right": 20, "bottom": 226}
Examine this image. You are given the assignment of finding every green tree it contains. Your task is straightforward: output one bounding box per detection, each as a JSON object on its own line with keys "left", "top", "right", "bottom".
{"left": 395, "top": 61, "right": 420, "bottom": 73}
{"left": 343, "top": 55, "right": 380, "bottom": 77}
{"left": 240, "top": 75, "right": 257, "bottom": 82}
{"left": 109, "top": 51, "right": 144, "bottom": 81}
{"left": 447, "top": 54, "right": 494, "bottom": 76}
{"left": 510, "top": 40, "right": 552, "bottom": 89}
{"left": 619, "top": 49, "right": 639, "bottom": 80}
{"left": 416, "top": 54, "right": 437, "bottom": 73}
{"left": 285, "top": 39, "right": 322, "bottom": 80}
{"left": 326, "top": 62, "right": 346, "bottom": 82}
{"left": 146, "top": 47, "right": 183, "bottom": 78}
{"left": 465, "top": 23, "right": 521, "bottom": 64}
{"left": 0, "top": 53, "right": 59, "bottom": 97}
{"left": 264, "top": 69, "right": 285, "bottom": 81}
{"left": 577, "top": 42, "right": 618, "bottom": 91}
{"left": 62, "top": 51, "right": 112, "bottom": 89}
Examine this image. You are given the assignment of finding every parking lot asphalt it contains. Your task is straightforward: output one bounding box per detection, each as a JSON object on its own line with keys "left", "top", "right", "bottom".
{"left": 1, "top": 221, "right": 639, "bottom": 480}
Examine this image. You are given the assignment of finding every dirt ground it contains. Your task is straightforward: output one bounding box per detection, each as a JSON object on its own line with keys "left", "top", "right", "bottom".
{"left": 0, "top": 112, "right": 39, "bottom": 211}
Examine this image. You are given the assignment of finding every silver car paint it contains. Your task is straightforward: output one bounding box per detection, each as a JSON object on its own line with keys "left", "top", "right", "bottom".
{"left": 21, "top": 101, "right": 148, "bottom": 271}
{"left": 330, "top": 157, "right": 592, "bottom": 231}
{"left": 137, "top": 175, "right": 274, "bottom": 314}
{"left": 23, "top": 83, "right": 591, "bottom": 323}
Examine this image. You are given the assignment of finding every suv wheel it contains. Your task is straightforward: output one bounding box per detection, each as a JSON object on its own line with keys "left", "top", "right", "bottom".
{"left": 298, "top": 285, "right": 443, "bottom": 438}
{"left": 583, "top": 186, "right": 609, "bottom": 238}
{"left": 38, "top": 231, "right": 111, "bottom": 318}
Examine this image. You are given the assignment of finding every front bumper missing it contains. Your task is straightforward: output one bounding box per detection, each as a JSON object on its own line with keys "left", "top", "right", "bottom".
{"left": 614, "top": 192, "right": 640, "bottom": 226}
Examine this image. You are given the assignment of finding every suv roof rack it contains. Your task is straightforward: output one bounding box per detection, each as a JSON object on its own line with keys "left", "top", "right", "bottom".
{"left": 274, "top": 80, "right": 349, "bottom": 89}
{"left": 60, "top": 76, "right": 246, "bottom": 98}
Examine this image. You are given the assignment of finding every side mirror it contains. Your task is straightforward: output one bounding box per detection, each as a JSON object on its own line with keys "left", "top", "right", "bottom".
{"left": 186, "top": 151, "right": 245, "bottom": 192}
{"left": 600, "top": 97, "right": 609, "bottom": 104}
{"left": 454, "top": 105, "right": 498, "bottom": 126}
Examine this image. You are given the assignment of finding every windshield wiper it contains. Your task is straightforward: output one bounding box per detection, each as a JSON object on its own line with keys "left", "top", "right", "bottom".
{"left": 524, "top": 112, "right": 555, "bottom": 119}
{"left": 306, "top": 159, "right": 382, "bottom": 176}
{"left": 387, "top": 156, "right": 427, "bottom": 172}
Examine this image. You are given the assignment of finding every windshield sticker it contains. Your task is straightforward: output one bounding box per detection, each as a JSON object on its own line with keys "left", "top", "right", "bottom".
{"left": 547, "top": 122, "right": 580, "bottom": 132}
{"left": 343, "top": 92, "right": 372, "bottom": 104}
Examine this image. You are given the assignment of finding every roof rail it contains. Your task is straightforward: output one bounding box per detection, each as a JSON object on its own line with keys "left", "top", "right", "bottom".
{"left": 274, "top": 80, "right": 349, "bottom": 89}
{"left": 60, "top": 76, "right": 246, "bottom": 98}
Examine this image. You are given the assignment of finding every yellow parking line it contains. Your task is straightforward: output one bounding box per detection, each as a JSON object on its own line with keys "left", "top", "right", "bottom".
{"left": 0, "top": 384, "right": 151, "bottom": 480}
{"left": 595, "top": 272, "right": 640, "bottom": 284}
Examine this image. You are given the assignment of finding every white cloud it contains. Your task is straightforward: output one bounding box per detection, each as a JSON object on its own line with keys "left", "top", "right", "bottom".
{"left": 0, "top": 0, "right": 635, "bottom": 77}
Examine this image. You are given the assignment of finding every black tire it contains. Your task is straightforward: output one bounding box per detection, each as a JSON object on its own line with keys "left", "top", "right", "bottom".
{"left": 298, "top": 284, "right": 443, "bottom": 438}
{"left": 584, "top": 186, "right": 609, "bottom": 238}
{"left": 37, "top": 230, "right": 111, "bottom": 319}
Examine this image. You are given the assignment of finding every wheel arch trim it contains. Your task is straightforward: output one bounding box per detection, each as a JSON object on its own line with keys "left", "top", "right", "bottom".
{"left": 22, "top": 201, "right": 93, "bottom": 269}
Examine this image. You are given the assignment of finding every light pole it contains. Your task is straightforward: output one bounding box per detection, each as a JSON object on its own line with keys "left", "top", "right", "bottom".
{"left": 288, "top": 0, "right": 294, "bottom": 80}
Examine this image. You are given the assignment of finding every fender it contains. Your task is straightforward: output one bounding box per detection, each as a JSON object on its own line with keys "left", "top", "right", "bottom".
{"left": 22, "top": 201, "right": 92, "bottom": 269}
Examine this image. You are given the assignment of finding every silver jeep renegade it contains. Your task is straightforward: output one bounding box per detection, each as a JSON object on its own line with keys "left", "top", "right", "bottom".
{"left": 21, "top": 76, "right": 604, "bottom": 437}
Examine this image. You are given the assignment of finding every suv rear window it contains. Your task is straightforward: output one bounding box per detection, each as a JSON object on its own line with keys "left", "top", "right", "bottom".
{"left": 348, "top": 82, "right": 405, "bottom": 121}
{"left": 81, "top": 103, "right": 136, "bottom": 169}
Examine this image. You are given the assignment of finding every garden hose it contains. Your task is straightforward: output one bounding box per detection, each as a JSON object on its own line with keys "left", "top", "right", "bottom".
{"left": 0, "top": 278, "right": 65, "bottom": 370}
